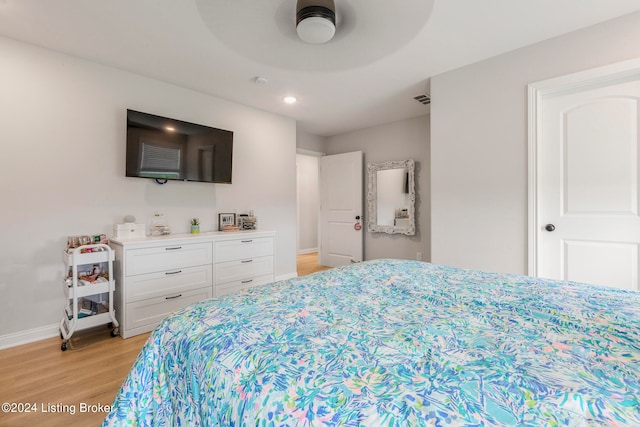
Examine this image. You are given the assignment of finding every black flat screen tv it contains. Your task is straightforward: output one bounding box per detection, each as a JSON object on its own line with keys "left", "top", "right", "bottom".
{"left": 126, "top": 109, "right": 233, "bottom": 183}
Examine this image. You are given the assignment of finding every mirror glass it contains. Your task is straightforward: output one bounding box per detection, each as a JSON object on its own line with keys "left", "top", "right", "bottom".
{"left": 367, "top": 159, "right": 415, "bottom": 235}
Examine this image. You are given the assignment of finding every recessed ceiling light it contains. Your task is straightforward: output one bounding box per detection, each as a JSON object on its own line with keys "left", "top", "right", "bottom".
{"left": 165, "top": 126, "right": 175, "bottom": 132}
{"left": 283, "top": 96, "right": 297, "bottom": 104}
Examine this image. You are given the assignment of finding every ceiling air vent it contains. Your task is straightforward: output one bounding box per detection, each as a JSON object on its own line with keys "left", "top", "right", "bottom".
{"left": 413, "top": 94, "right": 431, "bottom": 105}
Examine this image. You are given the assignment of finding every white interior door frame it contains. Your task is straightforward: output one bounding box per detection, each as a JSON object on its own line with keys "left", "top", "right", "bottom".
{"left": 527, "top": 57, "right": 640, "bottom": 276}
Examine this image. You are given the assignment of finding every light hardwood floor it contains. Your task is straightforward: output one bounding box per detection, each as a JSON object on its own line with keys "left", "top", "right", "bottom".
{"left": 296, "top": 251, "right": 331, "bottom": 276}
{"left": 0, "top": 328, "right": 150, "bottom": 427}
{"left": 0, "top": 253, "right": 329, "bottom": 427}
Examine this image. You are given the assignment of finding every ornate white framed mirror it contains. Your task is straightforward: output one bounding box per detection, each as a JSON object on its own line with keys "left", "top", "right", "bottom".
{"left": 367, "top": 159, "right": 415, "bottom": 235}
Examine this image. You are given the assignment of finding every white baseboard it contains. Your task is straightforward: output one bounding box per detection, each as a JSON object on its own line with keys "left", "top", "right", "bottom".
{"left": 0, "top": 323, "right": 60, "bottom": 350}
{"left": 297, "top": 248, "right": 318, "bottom": 255}
{"left": 0, "top": 273, "right": 303, "bottom": 351}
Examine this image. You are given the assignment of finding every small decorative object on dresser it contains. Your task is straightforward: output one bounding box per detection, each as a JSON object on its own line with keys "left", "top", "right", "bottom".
{"left": 238, "top": 213, "right": 257, "bottom": 230}
{"left": 150, "top": 213, "right": 171, "bottom": 236}
{"left": 191, "top": 218, "right": 200, "bottom": 234}
{"left": 218, "top": 212, "right": 238, "bottom": 232}
{"left": 113, "top": 215, "right": 145, "bottom": 239}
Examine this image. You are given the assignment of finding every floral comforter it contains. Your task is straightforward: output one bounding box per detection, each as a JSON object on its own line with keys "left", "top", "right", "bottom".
{"left": 103, "top": 259, "right": 640, "bottom": 426}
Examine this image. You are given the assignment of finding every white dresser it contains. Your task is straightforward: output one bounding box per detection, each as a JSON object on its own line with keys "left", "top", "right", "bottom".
{"left": 215, "top": 236, "right": 275, "bottom": 296}
{"left": 110, "top": 230, "right": 275, "bottom": 338}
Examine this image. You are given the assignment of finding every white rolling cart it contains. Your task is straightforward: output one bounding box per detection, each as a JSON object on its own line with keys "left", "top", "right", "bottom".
{"left": 60, "top": 244, "right": 119, "bottom": 351}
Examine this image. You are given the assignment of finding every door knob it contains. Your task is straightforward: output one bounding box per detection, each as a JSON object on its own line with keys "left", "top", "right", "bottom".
{"left": 545, "top": 224, "right": 555, "bottom": 232}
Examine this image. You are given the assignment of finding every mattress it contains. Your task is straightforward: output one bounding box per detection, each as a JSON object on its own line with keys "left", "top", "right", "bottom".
{"left": 103, "top": 259, "right": 640, "bottom": 426}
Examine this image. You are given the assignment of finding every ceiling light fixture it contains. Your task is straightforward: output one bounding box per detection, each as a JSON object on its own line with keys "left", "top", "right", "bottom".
{"left": 283, "top": 96, "right": 297, "bottom": 104}
{"left": 296, "top": 0, "right": 336, "bottom": 44}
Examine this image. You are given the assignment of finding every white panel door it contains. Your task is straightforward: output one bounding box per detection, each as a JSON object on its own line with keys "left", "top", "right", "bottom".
{"left": 320, "top": 151, "right": 363, "bottom": 267}
{"left": 538, "top": 77, "right": 640, "bottom": 290}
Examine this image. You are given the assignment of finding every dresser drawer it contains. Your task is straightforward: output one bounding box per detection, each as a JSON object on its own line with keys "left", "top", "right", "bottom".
{"left": 124, "top": 286, "right": 212, "bottom": 332}
{"left": 125, "top": 265, "right": 213, "bottom": 302}
{"left": 125, "top": 242, "right": 212, "bottom": 276}
{"left": 215, "top": 237, "right": 273, "bottom": 263}
{"left": 215, "top": 274, "right": 274, "bottom": 297}
{"left": 215, "top": 256, "right": 273, "bottom": 284}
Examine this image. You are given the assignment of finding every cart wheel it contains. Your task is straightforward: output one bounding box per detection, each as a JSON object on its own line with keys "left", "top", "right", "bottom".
{"left": 111, "top": 328, "right": 119, "bottom": 337}
{"left": 61, "top": 341, "right": 68, "bottom": 351}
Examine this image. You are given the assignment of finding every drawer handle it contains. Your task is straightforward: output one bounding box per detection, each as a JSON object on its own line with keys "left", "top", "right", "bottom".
{"left": 241, "top": 259, "right": 253, "bottom": 264}
{"left": 241, "top": 240, "right": 253, "bottom": 243}
{"left": 165, "top": 294, "right": 182, "bottom": 300}
{"left": 165, "top": 246, "right": 182, "bottom": 251}
{"left": 241, "top": 279, "right": 253, "bottom": 284}
{"left": 165, "top": 270, "right": 182, "bottom": 275}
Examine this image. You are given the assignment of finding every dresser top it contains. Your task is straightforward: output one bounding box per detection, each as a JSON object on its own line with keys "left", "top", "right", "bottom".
{"left": 110, "top": 229, "right": 275, "bottom": 248}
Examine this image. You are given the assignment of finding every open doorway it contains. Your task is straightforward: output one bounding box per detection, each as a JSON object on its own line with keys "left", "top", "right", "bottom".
{"left": 296, "top": 150, "right": 324, "bottom": 275}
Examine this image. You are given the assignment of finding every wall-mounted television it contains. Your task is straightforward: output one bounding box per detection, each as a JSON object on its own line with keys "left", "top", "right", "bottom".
{"left": 126, "top": 109, "right": 233, "bottom": 183}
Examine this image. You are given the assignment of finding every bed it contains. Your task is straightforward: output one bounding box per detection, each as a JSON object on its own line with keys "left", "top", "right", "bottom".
{"left": 103, "top": 259, "right": 640, "bottom": 426}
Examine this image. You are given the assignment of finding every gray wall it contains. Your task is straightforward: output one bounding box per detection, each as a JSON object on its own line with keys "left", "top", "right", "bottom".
{"left": 296, "top": 129, "right": 327, "bottom": 153}
{"left": 295, "top": 130, "right": 326, "bottom": 257}
{"left": 430, "top": 11, "right": 640, "bottom": 274}
{"left": 326, "top": 115, "right": 430, "bottom": 262}
{"left": 296, "top": 154, "right": 320, "bottom": 254}
{"left": 0, "top": 36, "right": 297, "bottom": 343}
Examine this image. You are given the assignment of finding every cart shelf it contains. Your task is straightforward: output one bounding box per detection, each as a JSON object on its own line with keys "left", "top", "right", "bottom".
{"left": 63, "top": 278, "right": 112, "bottom": 299}
{"left": 63, "top": 248, "right": 114, "bottom": 265}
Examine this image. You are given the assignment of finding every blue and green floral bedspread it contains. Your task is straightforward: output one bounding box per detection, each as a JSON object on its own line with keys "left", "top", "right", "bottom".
{"left": 103, "top": 259, "right": 640, "bottom": 426}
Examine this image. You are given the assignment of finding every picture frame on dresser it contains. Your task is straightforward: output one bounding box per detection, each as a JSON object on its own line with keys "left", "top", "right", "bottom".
{"left": 218, "top": 213, "right": 236, "bottom": 230}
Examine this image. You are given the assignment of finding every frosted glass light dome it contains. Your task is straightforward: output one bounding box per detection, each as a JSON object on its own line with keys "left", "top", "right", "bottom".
{"left": 296, "top": 0, "right": 336, "bottom": 44}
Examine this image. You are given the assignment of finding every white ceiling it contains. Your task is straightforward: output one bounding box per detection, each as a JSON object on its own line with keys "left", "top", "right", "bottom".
{"left": 1, "top": 0, "right": 640, "bottom": 136}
